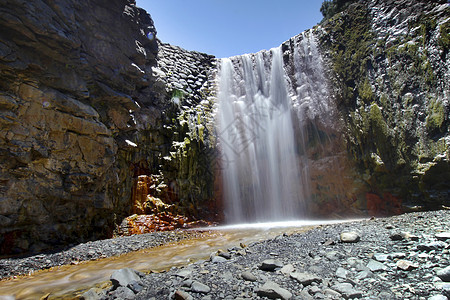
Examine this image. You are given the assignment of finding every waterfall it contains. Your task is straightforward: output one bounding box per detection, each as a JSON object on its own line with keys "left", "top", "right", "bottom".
{"left": 217, "top": 46, "right": 306, "bottom": 223}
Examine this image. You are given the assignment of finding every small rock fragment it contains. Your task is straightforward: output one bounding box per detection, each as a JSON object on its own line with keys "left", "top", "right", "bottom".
{"left": 280, "top": 264, "right": 295, "bottom": 275}
{"left": 437, "top": 266, "right": 450, "bottom": 282}
{"left": 173, "top": 290, "right": 193, "bottom": 300}
{"left": 256, "top": 281, "right": 292, "bottom": 300}
{"left": 259, "top": 259, "right": 283, "bottom": 271}
{"left": 241, "top": 271, "right": 257, "bottom": 282}
{"left": 436, "top": 232, "right": 450, "bottom": 241}
{"left": 191, "top": 281, "right": 211, "bottom": 293}
{"left": 290, "top": 272, "right": 322, "bottom": 286}
{"left": 340, "top": 231, "right": 360, "bottom": 243}
{"left": 396, "top": 260, "right": 419, "bottom": 271}
{"left": 110, "top": 268, "right": 141, "bottom": 288}
{"left": 332, "top": 283, "right": 362, "bottom": 299}
{"left": 366, "top": 260, "right": 388, "bottom": 272}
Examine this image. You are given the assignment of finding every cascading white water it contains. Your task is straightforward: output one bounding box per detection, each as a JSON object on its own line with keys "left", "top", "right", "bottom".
{"left": 217, "top": 47, "right": 306, "bottom": 223}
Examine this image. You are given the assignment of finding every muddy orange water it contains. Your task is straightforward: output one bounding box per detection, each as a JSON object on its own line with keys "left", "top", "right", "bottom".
{"left": 0, "top": 220, "right": 354, "bottom": 299}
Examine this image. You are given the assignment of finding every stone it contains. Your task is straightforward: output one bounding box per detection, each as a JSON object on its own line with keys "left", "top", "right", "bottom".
{"left": 436, "top": 232, "right": 450, "bottom": 241}
{"left": 290, "top": 272, "right": 322, "bottom": 286}
{"left": 373, "top": 253, "right": 389, "bottom": 262}
{"left": 110, "top": 268, "right": 141, "bottom": 288}
{"left": 428, "top": 295, "right": 448, "bottom": 300}
{"left": 366, "top": 260, "right": 388, "bottom": 272}
{"left": 113, "top": 286, "right": 135, "bottom": 300}
{"left": 437, "top": 266, "right": 450, "bottom": 282}
{"left": 175, "top": 270, "right": 192, "bottom": 278}
{"left": 211, "top": 256, "right": 228, "bottom": 263}
{"left": 256, "top": 281, "right": 292, "bottom": 300}
{"left": 418, "top": 242, "right": 447, "bottom": 252}
{"left": 127, "top": 280, "right": 145, "bottom": 293}
{"left": 259, "top": 259, "right": 283, "bottom": 271}
{"left": 173, "top": 290, "right": 193, "bottom": 300}
{"left": 336, "top": 267, "right": 350, "bottom": 279}
{"left": 280, "top": 264, "right": 295, "bottom": 275}
{"left": 340, "top": 231, "right": 360, "bottom": 243}
{"left": 396, "top": 260, "right": 419, "bottom": 271}
{"left": 191, "top": 281, "right": 211, "bottom": 293}
{"left": 80, "top": 288, "right": 100, "bottom": 300}
{"left": 241, "top": 271, "right": 258, "bottom": 282}
{"left": 332, "top": 283, "right": 362, "bottom": 299}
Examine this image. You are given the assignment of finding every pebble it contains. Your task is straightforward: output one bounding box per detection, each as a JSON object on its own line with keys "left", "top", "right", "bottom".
{"left": 259, "top": 259, "right": 283, "bottom": 271}
{"left": 290, "top": 272, "right": 322, "bottom": 286}
{"left": 396, "top": 259, "right": 419, "bottom": 271}
{"left": 332, "top": 282, "right": 363, "bottom": 298}
{"left": 340, "top": 231, "right": 360, "bottom": 243}
{"left": 241, "top": 271, "right": 257, "bottom": 282}
{"left": 437, "top": 266, "right": 450, "bottom": 282}
{"left": 256, "top": 281, "right": 292, "bottom": 300}
{"left": 191, "top": 281, "right": 211, "bottom": 293}
{"left": 366, "top": 259, "right": 388, "bottom": 272}
{"left": 436, "top": 233, "right": 450, "bottom": 241}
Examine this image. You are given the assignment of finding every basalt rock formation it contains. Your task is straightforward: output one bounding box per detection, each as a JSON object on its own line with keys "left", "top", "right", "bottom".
{"left": 0, "top": 0, "right": 448, "bottom": 254}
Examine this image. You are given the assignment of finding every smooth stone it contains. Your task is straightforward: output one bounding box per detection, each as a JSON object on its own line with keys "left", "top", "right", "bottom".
{"left": 259, "top": 259, "right": 283, "bottom": 271}
{"left": 340, "top": 231, "right": 360, "bottom": 243}
{"left": 256, "top": 281, "right": 292, "bottom": 300}
{"left": 396, "top": 260, "right": 419, "bottom": 271}
{"left": 175, "top": 269, "right": 192, "bottom": 278}
{"left": 356, "top": 270, "right": 372, "bottom": 280}
{"left": 290, "top": 272, "right": 322, "bottom": 286}
{"left": 336, "top": 267, "right": 349, "bottom": 279}
{"left": 436, "top": 232, "right": 450, "bottom": 241}
{"left": 241, "top": 271, "right": 258, "bottom": 282}
{"left": 332, "top": 283, "right": 362, "bottom": 299}
{"left": 437, "top": 266, "right": 450, "bottom": 282}
{"left": 367, "top": 260, "right": 388, "bottom": 272}
{"left": 110, "top": 268, "right": 141, "bottom": 288}
{"left": 174, "top": 290, "right": 193, "bottom": 300}
{"left": 374, "top": 253, "right": 389, "bottom": 262}
{"left": 280, "top": 264, "right": 295, "bottom": 275}
{"left": 211, "top": 256, "right": 228, "bottom": 263}
{"left": 191, "top": 281, "right": 211, "bottom": 293}
{"left": 428, "top": 295, "right": 447, "bottom": 300}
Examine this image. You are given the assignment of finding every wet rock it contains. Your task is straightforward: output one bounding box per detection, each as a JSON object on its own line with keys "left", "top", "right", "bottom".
{"left": 259, "top": 259, "right": 283, "bottom": 271}
{"left": 340, "top": 231, "right": 360, "bottom": 243}
{"left": 256, "top": 281, "right": 292, "bottom": 300}
{"left": 290, "top": 272, "right": 322, "bottom": 286}
{"left": 437, "top": 266, "right": 450, "bottom": 282}
{"left": 191, "top": 281, "right": 211, "bottom": 293}
{"left": 110, "top": 268, "right": 141, "bottom": 288}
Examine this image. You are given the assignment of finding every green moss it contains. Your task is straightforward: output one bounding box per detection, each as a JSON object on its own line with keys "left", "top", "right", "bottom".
{"left": 426, "top": 98, "right": 445, "bottom": 133}
{"left": 438, "top": 22, "right": 450, "bottom": 50}
{"left": 358, "top": 79, "right": 374, "bottom": 104}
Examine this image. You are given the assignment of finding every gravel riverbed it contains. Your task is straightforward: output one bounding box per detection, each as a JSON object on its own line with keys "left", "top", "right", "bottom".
{"left": 2, "top": 210, "right": 450, "bottom": 299}
{"left": 92, "top": 210, "right": 449, "bottom": 300}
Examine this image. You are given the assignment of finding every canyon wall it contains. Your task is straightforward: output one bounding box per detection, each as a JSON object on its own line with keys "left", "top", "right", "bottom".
{"left": 0, "top": 0, "right": 448, "bottom": 254}
{"left": 0, "top": 0, "right": 217, "bottom": 254}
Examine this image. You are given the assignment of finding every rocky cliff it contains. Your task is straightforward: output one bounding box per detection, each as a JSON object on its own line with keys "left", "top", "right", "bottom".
{"left": 0, "top": 0, "right": 448, "bottom": 254}
{"left": 0, "top": 0, "right": 217, "bottom": 254}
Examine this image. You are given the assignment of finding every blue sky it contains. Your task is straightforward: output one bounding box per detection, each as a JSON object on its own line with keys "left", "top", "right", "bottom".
{"left": 136, "top": 0, "right": 324, "bottom": 58}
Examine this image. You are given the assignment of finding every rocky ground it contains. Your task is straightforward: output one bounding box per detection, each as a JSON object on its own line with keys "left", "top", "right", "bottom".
{"left": 77, "top": 210, "right": 450, "bottom": 300}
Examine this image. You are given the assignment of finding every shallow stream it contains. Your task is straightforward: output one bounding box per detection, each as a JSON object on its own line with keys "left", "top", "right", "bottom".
{"left": 0, "top": 220, "right": 349, "bottom": 299}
